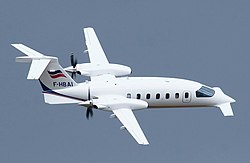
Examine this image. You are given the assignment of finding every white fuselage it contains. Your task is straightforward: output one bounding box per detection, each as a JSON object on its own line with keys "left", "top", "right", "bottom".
{"left": 57, "top": 77, "right": 233, "bottom": 111}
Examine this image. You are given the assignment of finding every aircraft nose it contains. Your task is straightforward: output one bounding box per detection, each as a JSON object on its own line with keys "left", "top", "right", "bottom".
{"left": 213, "top": 87, "right": 236, "bottom": 104}
{"left": 225, "top": 95, "right": 236, "bottom": 103}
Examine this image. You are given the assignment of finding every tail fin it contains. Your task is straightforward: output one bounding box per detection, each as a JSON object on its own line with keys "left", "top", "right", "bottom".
{"left": 12, "top": 44, "right": 77, "bottom": 90}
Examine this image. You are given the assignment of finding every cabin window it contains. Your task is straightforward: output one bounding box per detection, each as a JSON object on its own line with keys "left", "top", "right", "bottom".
{"left": 175, "top": 93, "right": 179, "bottom": 99}
{"left": 136, "top": 94, "right": 141, "bottom": 99}
{"left": 196, "top": 86, "right": 215, "bottom": 98}
{"left": 127, "top": 93, "right": 131, "bottom": 98}
{"left": 185, "top": 92, "right": 189, "bottom": 98}
{"left": 165, "top": 93, "right": 170, "bottom": 99}
{"left": 146, "top": 93, "right": 150, "bottom": 99}
{"left": 156, "top": 93, "right": 160, "bottom": 99}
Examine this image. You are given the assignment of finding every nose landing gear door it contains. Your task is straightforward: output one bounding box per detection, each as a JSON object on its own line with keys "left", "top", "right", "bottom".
{"left": 182, "top": 91, "right": 191, "bottom": 103}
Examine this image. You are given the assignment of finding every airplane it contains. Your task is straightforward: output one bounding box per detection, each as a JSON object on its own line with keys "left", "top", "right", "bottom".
{"left": 12, "top": 27, "right": 235, "bottom": 145}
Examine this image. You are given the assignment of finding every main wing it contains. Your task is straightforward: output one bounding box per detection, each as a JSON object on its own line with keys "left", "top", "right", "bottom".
{"left": 113, "top": 108, "right": 149, "bottom": 145}
{"left": 83, "top": 27, "right": 132, "bottom": 81}
{"left": 83, "top": 27, "right": 115, "bottom": 81}
{"left": 84, "top": 27, "right": 109, "bottom": 65}
{"left": 89, "top": 95, "right": 149, "bottom": 145}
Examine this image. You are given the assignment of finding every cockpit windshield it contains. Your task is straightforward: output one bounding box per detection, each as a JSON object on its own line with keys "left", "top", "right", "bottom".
{"left": 196, "top": 86, "right": 215, "bottom": 98}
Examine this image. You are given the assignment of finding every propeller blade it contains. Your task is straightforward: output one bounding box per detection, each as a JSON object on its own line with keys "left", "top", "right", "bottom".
{"left": 72, "top": 72, "right": 76, "bottom": 79}
{"left": 90, "top": 108, "right": 93, "bottom": 117}
{"left": 69, "top": 54, "right": 79, "bottom": 79}
{"left": 70, "top": 54, "right": 77, "bottom": 68}
{"left": 74, "top": 58, "right": 78, "bottom": 67}
{"left": 86, "top": 107, "right": 93, "bottom": 119}
{"left": 86, "top": 108, "right": 90, "bottom": 119}
{"left": 76, "top": 71, "right": 81, "bottom": 75}
{"left": 70, "top": 55, "right": 75, "bottom": 67}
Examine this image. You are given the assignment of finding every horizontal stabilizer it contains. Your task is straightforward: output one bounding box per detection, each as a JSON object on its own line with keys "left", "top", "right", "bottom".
{"left": 216, "top": 103, "right": 234, "bottom": 117}
{"left": 12, "top": 44, "right": 58, "bottom": 80}
{"left": 43, "top": 93, "right": 81, "bottom": 104}
{"left": 12, "top": 44, "right": 44, "bottom": 57}
{"left": 12, "top": 44, "right": 57, "bottom": 62}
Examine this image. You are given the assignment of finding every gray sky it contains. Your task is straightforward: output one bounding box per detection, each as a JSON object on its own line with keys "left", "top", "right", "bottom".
{"left": 1, "top": 0, "right": 249, "bottom": 162}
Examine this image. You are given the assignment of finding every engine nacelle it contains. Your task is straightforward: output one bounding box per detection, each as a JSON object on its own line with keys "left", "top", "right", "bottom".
{"left": 65, "top": 63, "right": 131, "bottom": 77}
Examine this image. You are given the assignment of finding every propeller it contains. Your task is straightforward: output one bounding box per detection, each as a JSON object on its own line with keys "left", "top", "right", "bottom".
{"left": 70, "top": 54, "right": 77, "bottom": 68}
{"left": 86, "top": 87, "right": 94, "bottom": 119}
{"left": 86, "top": 106, "right": 93, "bottom": 119}
{"left": 70, "top": 54, "right": 81, "bottom": 78}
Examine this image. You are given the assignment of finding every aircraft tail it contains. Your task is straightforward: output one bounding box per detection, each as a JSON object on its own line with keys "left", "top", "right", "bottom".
{"left": 12, "top": 44, "right": 77, "bottom": 91}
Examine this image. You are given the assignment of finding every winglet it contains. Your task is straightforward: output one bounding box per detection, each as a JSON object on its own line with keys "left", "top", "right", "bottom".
{"left": 216, "top": 103, "right": 234, "bottom": 117}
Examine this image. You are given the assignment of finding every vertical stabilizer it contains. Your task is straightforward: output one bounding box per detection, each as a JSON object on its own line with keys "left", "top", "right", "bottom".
{"left": 39, "top": 60, "right": 77, "bottom": 90}
{"left": 27, "top": 59, "right": 51, "bottom": 79}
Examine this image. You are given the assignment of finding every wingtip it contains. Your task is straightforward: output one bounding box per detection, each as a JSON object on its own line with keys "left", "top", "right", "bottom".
{"left": 139, "top": 140, "right": 149, "bottom": 145}
{"left": 11, "top": 43, "right": 18, "bottom": 47}
{"left": 139, "top": 142, "right": 149, "bottom": 146}
{"left": 11, "top": 43, "right": 23, "bottom": 48}
{"left": 83, "top": 27, "right": 93, "bottom": 31}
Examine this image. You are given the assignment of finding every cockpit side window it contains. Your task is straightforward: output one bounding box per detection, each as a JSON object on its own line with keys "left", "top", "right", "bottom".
{"left": 196, "top": 86, "right": 215, "bottom": 98}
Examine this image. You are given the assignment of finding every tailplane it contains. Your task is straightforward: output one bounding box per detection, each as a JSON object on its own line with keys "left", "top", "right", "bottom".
{"left": 12, "top": 44, "right": 77, "bottom": 91}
